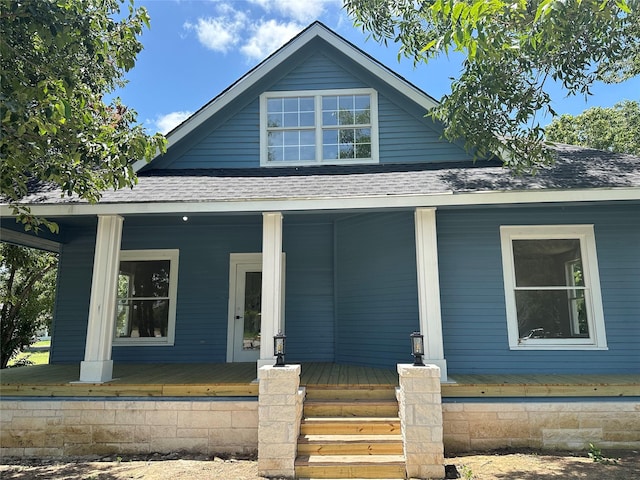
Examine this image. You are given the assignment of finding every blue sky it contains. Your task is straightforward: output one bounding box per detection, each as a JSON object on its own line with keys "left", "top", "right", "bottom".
{"left": 118, "top": 0, "right": 640, "bottom": 134}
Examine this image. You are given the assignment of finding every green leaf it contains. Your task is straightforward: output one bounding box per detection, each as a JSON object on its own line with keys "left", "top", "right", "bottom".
{"left": 343, "top": 0, "right": 634, "bottom": 171}
{"left": 1, "top": 0, "right": 166, "bottom": 230}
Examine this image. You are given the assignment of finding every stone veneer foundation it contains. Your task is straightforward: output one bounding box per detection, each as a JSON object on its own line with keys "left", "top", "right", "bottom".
{"left": 443, "top": 400, "right": 640, "bottom": 452}
{"left": 0, "top": 398, "right": 258, "bottom": 458}
{"left": 1, "top": 391, "right": 637, "bottom": 463}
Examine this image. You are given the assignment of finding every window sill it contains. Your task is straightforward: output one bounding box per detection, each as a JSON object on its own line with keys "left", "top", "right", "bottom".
{"left": 113, "top": 339, "right": 174, "bottom": 347}
{"left": 509, "top": 343, "right": 608, "bottom": 351}
{"left": 261, "top": 158, "right": 378, "bottom": 167}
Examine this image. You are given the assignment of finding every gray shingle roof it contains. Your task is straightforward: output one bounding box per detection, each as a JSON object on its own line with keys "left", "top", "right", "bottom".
{"left": 14, "top": 145, "right": 640, "bottom": 206}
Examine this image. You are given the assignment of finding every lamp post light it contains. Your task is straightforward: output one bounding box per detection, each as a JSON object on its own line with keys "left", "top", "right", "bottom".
{"left": 274, "top": 332, "right": 286, "bottom": 367}
{"left": 410, "top": 331, "right": 425, "bottom": 366}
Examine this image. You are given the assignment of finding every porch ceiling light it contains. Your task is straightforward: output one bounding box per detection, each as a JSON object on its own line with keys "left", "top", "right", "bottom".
{"left": 274, "top": 332, "right": 286, "bottom": 367}
{"left": 410, "top": 331, "right": 425, "bottom": 366}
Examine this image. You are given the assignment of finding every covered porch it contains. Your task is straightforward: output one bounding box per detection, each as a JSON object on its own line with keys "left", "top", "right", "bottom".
{"left": 1, "top": 362, "right": 637, "bottom": 398}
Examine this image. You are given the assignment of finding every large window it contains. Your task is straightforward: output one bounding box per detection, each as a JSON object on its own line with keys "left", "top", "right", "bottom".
{"left": 260, "top": 89, "right": 378, "bottom": 166}
{"left": 114, "top": 250, "right": 179, "bottom": 346}
{"left": 500, "top": 225, "right": 607, "bottom": 350}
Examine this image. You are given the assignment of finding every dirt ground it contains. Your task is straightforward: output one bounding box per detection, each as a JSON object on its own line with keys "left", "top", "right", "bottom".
{"left": 1, "top": 450, "right": 638, "bottom": 479}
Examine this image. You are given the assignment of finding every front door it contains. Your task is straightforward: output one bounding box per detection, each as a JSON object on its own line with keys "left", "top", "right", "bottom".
{"left": 227, "top": 254, "right": 262, "bottom": 362}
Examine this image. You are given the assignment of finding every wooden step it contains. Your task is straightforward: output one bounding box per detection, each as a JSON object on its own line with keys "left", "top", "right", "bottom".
{"left": 300, "top": 417, "right": 401, "bottom": 435}
{"left": 305, "top": 386, "right": 397, "bottom": 401}
{"left": 295, "top": 454, "right": 405, "bottom": 479}
{"left": 304, "top": 400, "right": 398, "bottom": 418}
{"left": 298, "top": 434, "right": 403, "bottom": 455}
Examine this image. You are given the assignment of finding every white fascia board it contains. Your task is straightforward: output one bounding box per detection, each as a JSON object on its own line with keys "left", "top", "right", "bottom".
{"left": 132, "top": 24, "right": 438, "bottom": 172}
{"left": 2, "top": 188, "right": 638, "bottom": 218}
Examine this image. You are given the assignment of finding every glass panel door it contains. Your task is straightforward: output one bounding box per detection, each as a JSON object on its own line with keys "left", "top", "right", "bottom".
{"left": 242, "top": 271, "right": 262, "bottom": 351}
{"left": 232, "top": 262, "right": 262, "bottom": 362}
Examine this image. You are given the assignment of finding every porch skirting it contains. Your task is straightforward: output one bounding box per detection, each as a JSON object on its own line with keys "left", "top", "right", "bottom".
{"left": 1, "top": 397, "right": 638, "bottom": 459}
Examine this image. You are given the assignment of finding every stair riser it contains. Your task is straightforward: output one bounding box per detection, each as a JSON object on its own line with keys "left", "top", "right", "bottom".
{"left": 305, "top": 388, "right": 396, "bottom": 401}
{"left": 295, "top": 464, "right": 405, "bottom": 478}
{"left": 300, "top": 423, "right": 400, "bottom": 435}
{"left": 297, "top": 443, "right": 404, "bottom": 455}
{"left": 304, "top": 404, "right": 398, "bottom": 418}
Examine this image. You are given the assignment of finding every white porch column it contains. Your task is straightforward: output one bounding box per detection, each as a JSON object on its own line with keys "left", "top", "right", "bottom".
{"left": 258, "top": 212, "right": 284, "bottom": 371}
{"left": 414, "top": 207, "right": 448, "bottom": 381}
{"left": 79, "top": 214, "right": 123, "bottom": 383}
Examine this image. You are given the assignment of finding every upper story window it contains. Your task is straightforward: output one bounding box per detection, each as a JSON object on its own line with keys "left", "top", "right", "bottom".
{"left": 114, "top": 249, "right": 179, "bottom": 346}
{"left": 260, "top": 89, "right": 379, "bottom": 166}
{"left": 500, "top": 225, "right": 607, "bottom": 350}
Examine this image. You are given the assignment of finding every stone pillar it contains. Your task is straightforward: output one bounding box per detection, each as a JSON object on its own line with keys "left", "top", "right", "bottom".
{"left": 414, "top": 207, "right": 447, "bottom": 381}
{"left": 258, "top": 365, "right": 304, "bottom": 479}
{"left": 80, "top": 214, "right": 123, "bottom": 383}
{"left": 258, "top": 212, "right": 284, "bottom": 371}
{"left": 397, "top": 363, "right": 445, "bottom": 480}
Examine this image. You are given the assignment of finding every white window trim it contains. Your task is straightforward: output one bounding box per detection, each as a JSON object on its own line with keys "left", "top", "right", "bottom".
{"left": 500, "top": 225, "right": 607, "bottom": 350}
{"left": 113, "top": 249, "right": 179, "bottom": 347}
{"left": 259, "top": 88, "right": 379, "bottom": 166}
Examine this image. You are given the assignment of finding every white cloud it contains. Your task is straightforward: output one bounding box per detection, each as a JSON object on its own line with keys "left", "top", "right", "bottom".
{"left": 249, "top": 0, "right": 337, "bottom": 23}
{"left": 241, "top": 19, "right": 303, "bottom": 61}
{"left": 184, "top": 0, "right": 332, "bottom": 61}
{"left": 156, "top": 111, "right": 193, "bottom": 134}
{"left": 184, "top": 10, "right": 247, "bottom": 53}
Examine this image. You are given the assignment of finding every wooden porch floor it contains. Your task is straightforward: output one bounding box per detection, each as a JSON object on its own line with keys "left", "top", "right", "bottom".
{"left": 0, "top": 363, "right": 637, "bottom": 398}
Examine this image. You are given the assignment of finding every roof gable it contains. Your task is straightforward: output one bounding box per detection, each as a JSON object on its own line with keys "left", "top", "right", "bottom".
{"left": 135, "top": 22, "right": 442, "bottom": 172}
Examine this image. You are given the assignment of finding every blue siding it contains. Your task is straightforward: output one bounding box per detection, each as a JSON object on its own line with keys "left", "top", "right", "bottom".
{"left": 158, "top": 99, "right": 261, "bottom": 169}
{"left": 50, "top": 204, "right": 638, "bottom": 374}
{"left": 51, "top": 221, "right": 263, "bottom": 363}
{"left": 283, "top": 222, "right": 335, "bottom": 362}
{"left": 438, "top": 204, "right": 640, "bottom": 374}
{"left": 269, "top": 51, "right": 366, "bottom": 91}
{"left": 50, "top": 218, "right": 336, "bottom": 364}
{"left": 151, "top": 44, "right": 471, "bottom": 170}
{"left": 49, "top": 227, "right": 97, "bottom": 362}
{"left": 335, "top": 212, "right": 419, "bottom": 368}
{"left": 115, "top": 223, "right": 262, "bottom": 363}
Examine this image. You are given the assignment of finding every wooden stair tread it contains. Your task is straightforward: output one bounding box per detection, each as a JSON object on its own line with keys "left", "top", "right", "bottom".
{"left": 296, "top": 454, "right": 405, "bottom": 465}
{"left": 299, "top": 434, "right": 401, "bottom": 443}
{"left": 303, "top": 417, "right": 399, "bottom": 423}
{"left": 304, "top": 399, "right": 396, "bottom": 404}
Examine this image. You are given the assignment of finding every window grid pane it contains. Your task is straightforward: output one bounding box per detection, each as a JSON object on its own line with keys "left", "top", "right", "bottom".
{"left": 321, "top": 94, "right": 371, "bottom": 160}
{"left": 267, "top": 96, "right": 315, "bottom": 129}
{"left": 266, "top": 92, "right": 373, "bottom": 163}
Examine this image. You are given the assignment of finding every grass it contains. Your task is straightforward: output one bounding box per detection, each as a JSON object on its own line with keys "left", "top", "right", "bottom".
{"left": 31, "top": 340, "right": 51, "bottom": 349}
{"left": 7, "top": 340, "right": 50, "bottom": 367}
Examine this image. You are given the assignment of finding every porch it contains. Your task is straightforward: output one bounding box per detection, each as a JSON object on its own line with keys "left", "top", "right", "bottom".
{"left": 1, "top": 362, "right": 637, "bottom": 398}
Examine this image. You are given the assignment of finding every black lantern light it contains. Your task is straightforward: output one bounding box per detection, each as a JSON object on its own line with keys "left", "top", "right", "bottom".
{"left": 274, "top": 332, "right": 286, "bottom": 367}
{"left": 410, "top": 331, "right": 425, "bottom": 366}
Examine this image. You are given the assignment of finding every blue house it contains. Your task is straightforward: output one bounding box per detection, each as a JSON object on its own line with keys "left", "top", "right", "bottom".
{"left": 1, "top": 23, "right": 639, "bottom": 466}
{"left": 2, "top": 21, "right": 639, "bottom": 382}
{"left": 0, "top": 23, "right": 640, "bottom": 468}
